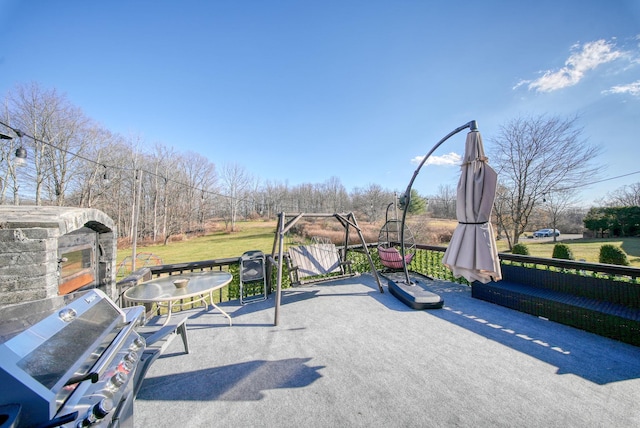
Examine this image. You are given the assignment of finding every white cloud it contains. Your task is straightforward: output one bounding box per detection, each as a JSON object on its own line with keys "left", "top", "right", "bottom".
{"left": 603, "top": 80, "right": 640, "bottom": 96}
{"left": 411, "top": 151, "right": 461, "bottom": 166}
{"left": 512, "top": 80, "right": 529, "bottom": 90}
{"left": 525, "top": 39, "right": 623, "bottom": 92}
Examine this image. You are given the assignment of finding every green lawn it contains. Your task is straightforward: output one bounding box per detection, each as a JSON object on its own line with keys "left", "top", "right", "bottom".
{"left": 498, "top": 237, "right": 640, "bottom": 267}
{"left": 117, "top": 220, "right": 277, "bottom": 268}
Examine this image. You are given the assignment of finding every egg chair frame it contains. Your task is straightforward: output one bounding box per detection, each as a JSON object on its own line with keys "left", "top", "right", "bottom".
{"left": 377, "top": 202, "right": 416, "bottom": 271}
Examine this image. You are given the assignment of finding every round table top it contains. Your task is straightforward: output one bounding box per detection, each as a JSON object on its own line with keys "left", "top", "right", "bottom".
{"left": 123, "top": 271, "right": 233, "bottom": 303}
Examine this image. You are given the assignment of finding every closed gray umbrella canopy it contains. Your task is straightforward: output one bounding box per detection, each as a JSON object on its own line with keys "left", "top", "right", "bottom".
{"left": 442, "top": 130, "right": 501, "bottom": 284}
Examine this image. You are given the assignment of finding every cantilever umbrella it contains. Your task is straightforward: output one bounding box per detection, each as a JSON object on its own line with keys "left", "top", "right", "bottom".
{"left": 442, "top": 129, "right": 501, "bottom": 284}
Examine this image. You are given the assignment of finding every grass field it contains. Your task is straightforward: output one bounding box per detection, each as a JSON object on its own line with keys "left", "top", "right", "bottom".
{"left": 116, "top": 220, "right": 640, "bottom": 273}
{"left": 117, "top": 220, "right": 278, "bottom": 269}
{"left": 498, "top": 237, "right": 640, "bottom": 266}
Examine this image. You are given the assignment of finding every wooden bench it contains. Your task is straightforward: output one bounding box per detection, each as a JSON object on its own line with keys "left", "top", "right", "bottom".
{"left": 472, "top": 264, "right": 640, "bottom": 346}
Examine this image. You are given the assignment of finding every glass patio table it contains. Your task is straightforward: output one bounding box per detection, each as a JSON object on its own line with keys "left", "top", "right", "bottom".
{"left": 123, "top": 271, "right": 233, "bottom": 326}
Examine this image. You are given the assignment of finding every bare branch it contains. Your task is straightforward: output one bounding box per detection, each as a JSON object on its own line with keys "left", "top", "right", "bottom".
{"left": 490, "top": 114, "right": 601, "bottom": 246}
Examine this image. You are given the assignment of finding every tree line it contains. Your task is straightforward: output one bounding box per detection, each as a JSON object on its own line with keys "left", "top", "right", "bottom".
{"left": 1, "top": 83, "right": 410, "bottom": 243}
{"left": 584, "top": 206, "right": 640, "bottom": 238}
{"left": 3, "top": 82, "right": 619, "bottom": 249}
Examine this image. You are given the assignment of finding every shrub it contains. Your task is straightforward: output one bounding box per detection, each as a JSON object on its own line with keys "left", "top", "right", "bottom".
{"left": 599, "top": 244, "right": 630, "bottom": 266}
{"left": 511, "top": 243, "right": 529, "bottom": 255}
{"left": 552, "top": 243, "right": 574, "bottom": 260}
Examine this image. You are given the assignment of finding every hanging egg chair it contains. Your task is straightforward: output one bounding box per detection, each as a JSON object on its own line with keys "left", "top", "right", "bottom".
{"left": 377, "top": 202, "right": 415, "bottom": 271}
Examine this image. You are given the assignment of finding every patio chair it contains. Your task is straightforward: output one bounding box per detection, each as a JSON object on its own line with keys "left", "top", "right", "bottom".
{"left": 287, "top": 242, "right": 356, "bottom": 285}
{"left": 239, "top": 250, "right": 268, "bottom": 304}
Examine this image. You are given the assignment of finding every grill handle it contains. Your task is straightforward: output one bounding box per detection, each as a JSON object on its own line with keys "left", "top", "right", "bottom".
{"left": 34, "top": 411, "right": 78, "bottom": 428}
{"left": 0, "top": 404, "right": 21, "bottom": 428}
{"left": 64, "top": 372, "right": 99, "bottom": 386}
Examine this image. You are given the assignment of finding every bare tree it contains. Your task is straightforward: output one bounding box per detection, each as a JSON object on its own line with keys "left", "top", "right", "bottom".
{"left": 245, "top": 177, "right": 263, "bottom": 218}
{"left": 322, "top": 176, "right": 348, "bottom": 213}
{"left": 540, "top": 189, "right": 578, "bottom": 242}
{"left": 428, "top": 184, "right": 457, "bottom": 219}
{"left": 220, "top": 163, "right": 253, "bottom": 231}
{"left": 99, "top": 137, "right": 138, "bottom": 238}
{"left": 3, "top": 81, "right": 427, "bottom": 243}
{"left": 177, "top": 151, "right": 217, "bottom": 232}
{"left": 490, "top": 114, "right": 600, "bottom": 248}
{"left": 6, "top": 82, "right": 92, "bottom": 205}
{"left": 261, "top": 179, "right": 289, "bottom": 218}
{"left": 0, "top": 113, "right": 25, "bottom": 205}
{"left": 351, "top": 183, "right": 393, "bottom": 222}
{"left": 44, "top": 106, "right": 93, "bottom": 206}
{"left": 148, "top": 144, "right": 177, "bottom": 242}
{"left": 160, "top": 167, "right": 193, "bottom": 244}
{"left": 72, "top": 126, "right": 119, "bottom": 208}
{"left": 600, "top": 182, "right": 640, "bottom": 207}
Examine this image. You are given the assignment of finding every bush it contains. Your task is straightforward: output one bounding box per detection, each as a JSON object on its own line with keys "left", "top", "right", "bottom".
{"left": 511, "top": 243, "right": 530, "bottom": 255}
{"left": 552, "top": 243, "right": 574, "bottom": 260}
{"left": 599, "top": 244, "right": 630, "bottom": 266}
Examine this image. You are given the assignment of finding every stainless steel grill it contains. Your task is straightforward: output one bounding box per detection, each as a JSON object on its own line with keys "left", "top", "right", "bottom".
{"left": 0, "top": 289, "right": 146, "bottom": 428}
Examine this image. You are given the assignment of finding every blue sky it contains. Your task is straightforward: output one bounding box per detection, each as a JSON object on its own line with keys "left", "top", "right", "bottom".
{"left": 1, "top": 1, "right": 639, "bottom": 206}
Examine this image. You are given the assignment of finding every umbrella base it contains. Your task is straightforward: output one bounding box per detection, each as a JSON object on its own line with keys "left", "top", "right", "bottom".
{"left": 380, "top": 271, "right": 444, "bottom": 310}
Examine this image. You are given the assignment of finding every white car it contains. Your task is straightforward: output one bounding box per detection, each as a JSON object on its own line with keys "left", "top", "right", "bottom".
{"left": 533, "top": 228, "right": 560, "bottom": 238}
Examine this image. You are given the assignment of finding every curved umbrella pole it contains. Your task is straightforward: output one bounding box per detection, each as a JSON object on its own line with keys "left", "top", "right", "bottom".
{"left": 399, "top": 120, "right": 478, "bottom": 285}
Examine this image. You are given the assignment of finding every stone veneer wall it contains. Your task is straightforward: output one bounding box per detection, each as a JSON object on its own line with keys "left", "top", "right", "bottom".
{"left": 0, "top": 206, "right": 117, "bottom": 307}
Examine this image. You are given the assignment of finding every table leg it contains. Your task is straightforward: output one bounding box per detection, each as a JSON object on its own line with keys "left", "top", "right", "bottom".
{"left": 162, "top": 303, "right": 174, "bottom": 326}
{"left": 209, "top": 290, "right": 232, "bottom": 326}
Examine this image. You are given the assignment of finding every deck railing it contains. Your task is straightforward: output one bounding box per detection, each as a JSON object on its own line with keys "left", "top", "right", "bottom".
{"left": 116, "top": 244, "right": 640, "bottom": 308}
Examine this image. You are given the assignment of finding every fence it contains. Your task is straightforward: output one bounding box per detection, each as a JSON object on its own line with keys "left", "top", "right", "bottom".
{"left": 117, "top": 244, "right": 640, "bottom": 308}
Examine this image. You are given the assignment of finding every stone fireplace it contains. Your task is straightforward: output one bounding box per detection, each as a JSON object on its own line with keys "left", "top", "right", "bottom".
{"left": 0, "top": 206, "right": 117, "bottom": 307}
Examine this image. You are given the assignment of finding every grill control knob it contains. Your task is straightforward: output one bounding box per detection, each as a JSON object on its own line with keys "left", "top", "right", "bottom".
{"left": 106, "top": 371, "right": 127, "bottom": 392}
{"left": 78, "top": 399, "right": 114, "bottom": 427}
{"left": 124, "top": 351, "right": 138, "bottom": 364}
{"left": 131, "top": 336, "right": 146, "bottom": 350}
{"left": 119, "top": 358, "right": 134, "bottom": 374}
{"left": 93, "top": 398, "right": 114, "bottom": 419}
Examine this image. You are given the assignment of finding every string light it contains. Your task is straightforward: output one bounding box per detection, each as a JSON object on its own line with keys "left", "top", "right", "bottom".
{"left": 3, "top": 118, "right": 639, "bottom": 207}
{"left": 0, "top": 119, "right": 239, "bottom": 203}
{"left": 14, "top": 147, "right": 27, "bottom": 166}
{"left": 0, "top": 129, "right": 28, "bottom": 165}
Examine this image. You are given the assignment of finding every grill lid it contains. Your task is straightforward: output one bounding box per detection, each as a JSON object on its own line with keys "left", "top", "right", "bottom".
{"left": 0, "top": 289, "right": 126, "bottom": 422}
{"left": 0, "top": 291, "right": 85, "bottom": 344}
